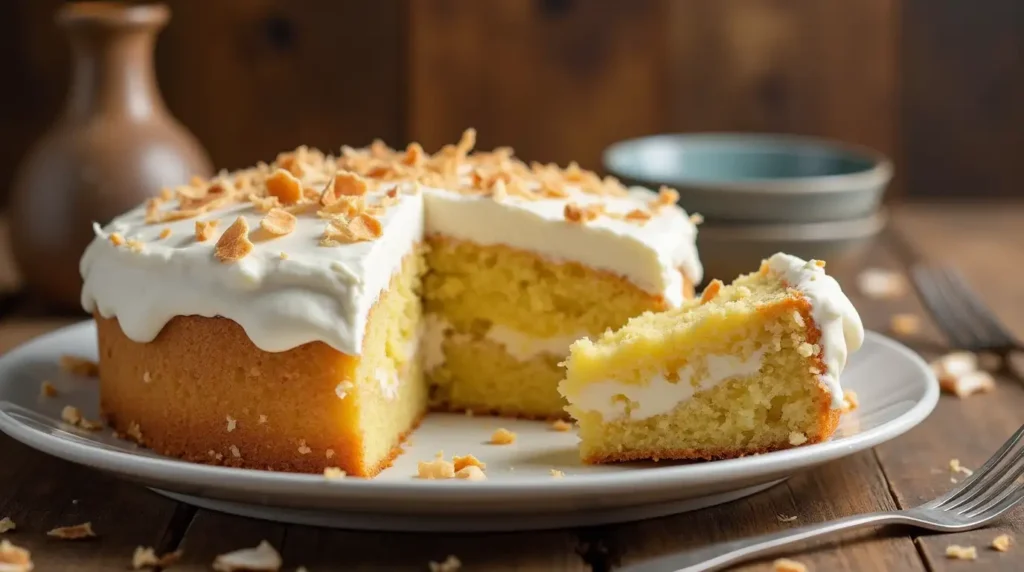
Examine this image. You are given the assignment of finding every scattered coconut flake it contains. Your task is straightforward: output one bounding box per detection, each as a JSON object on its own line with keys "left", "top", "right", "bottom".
{"left": 942, "top": 369, "right": 996, "bottom": 398}
{"left": 490, "top": 428, "right": 516, "bottom": 445}
{"left": 992, "top": 534, "right": 1012, "bottom": 552}
{"left": 945, "top": 545, "right": 977, "bottom": 560}
{"left": 452, "top": 454, "right": 486, "bottom": 472}
{"left": 842, "top": 389, "right": 859, "bottom": 413}
{"left": 212, "top": 540, "right": 282, "bottom": 572}
{"left": 428, "top": 554, "right": 462, "bottom": 572}
{"left": 550, "top": 469, "right": 565, "bottom": 478}
{"left": 857, "top": 268, "right": 906, "bottom": 299}
{"left": 455, "top": 466, "right": 486, "bottom": 481}
{"left": 265, "top": 169, "right": 303, "bottom": 205}
{"left": 40, "top": 381, "right": 58, "bottom": 398}
{"left": 259, "top": 208, "right": 296, "bottom": 236}
{"left": 773, "top": 558, "right": 807, "bottom": 572}
{"left": 195, "top": 219, "right": 219, "bottom": 242}
{"left": 214, "top": 217, "right": 254, "bottom": 263}
{"left": 0, "top": 518, "right": 14, "bottom": 534}
{"left": 551, "top": 419, "right": 572, "bottom": 432}
{"left": 0, "top": 539, "right": 32, "bottom": 572}
{"left": 949, "top": 458, "right": 974, "bottom": 476}
{"left": 131, "top": 546, "right": 182, "bottom": 570}
{"left": 417, "top": 458, "right": 455, "bottom": 479}
{"left": 324, "top": 467, "right": 346, "bottom": 480}
{"left": 47, "top": 522, "right": 96, "bottom": 540}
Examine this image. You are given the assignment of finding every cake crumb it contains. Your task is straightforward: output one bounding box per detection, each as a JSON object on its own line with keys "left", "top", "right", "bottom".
{"left": 258, "top": 414, "right": 268, "bottom": 424}
{"left": 428, "top": 554, "right": 462, "bottom": 572}
{"left": 47, "top": 522, "right": 96, "bottom": 540}
{"left": 126, "top": 238, "right": 145, "bottom": 253}
{"left": 158, "top": 227, "right": 172, "bottom": 240}
{"left": 279, "top": 252, "right": 288, "bottom": 260}
{"left": 59, "top": 355, "right": 99, "bottom": 377}
{"left": 109, "top": 232, "right": 126, "bottom": 246}
{"left": 773, "top": 558, "right": 807, "bottom": 572}
{"left": 777, "top": 515, "right": 798, "bottom": 523}
{"left": 949, "top": 458, "right": 974, "bottom": 476}
{"left": 857, "top": 268, "right": 906, "bottom": 299}
{"left": 788, "top": 432, "right": 808, "bottom": 446}
{"left": 132, "top": 546, "right": 182, "bottom": 570}
{"left": 417, "top": 458, "right": 456, "bottom": 479}
{"left": 841, "top": 389, "right": 860, "bottom": 413}
{"left": 40, "top": 381, "right": 58, "bottom": 398}
{"left": 323, "top": 467, "right": 346, "bottom": 480}
{"left": 551, "top": 419, "right": 572, "bottom": 432}
{"left": 61, "top": 405, "right": 82, "bottom": 425}
{"left": 0, "top": 517, "right": 15, "bottom": 533}
{"left": 550, "top": 469, "right": 565, "bottom": 478}
{"left": 126, "top": 421, "right": 144, "bottom": 443}
{"left": 453, "top": 454, "right": 486, "bottom": 472}
{"left": 226, "top": 415, "right": 237, "bottom": 432}
{"left": 490, "top": 428, "right": 516, "bottom": 445}
{"left": 945, "top": 545, "right": 977, "bottom": 560}
{"left": 212, "top": 540, "right": 282, "bottom": 572}
{"left": 890, "top": 313, "right": 921, "bottom": 336}
{"left": 297, "top": 440, "right": 312, "bottom": 455}
{"left": 214, "top": 216, "right": 254, "bottom": 263}
{"left": 229, "top": 445, "right": 241, "bottom": 458}
{"left": 326, "top": 449, "right": 335, "bottom": 459}
{"left": 941, "top": 370, "right": 995, "bottom": 398}
{"left": 991, "top": 534, "right": 1012, "bottom": 552}
{"left": 0, "top": 539, "right": 32, "bottom": 571}
{"left": 455, "top": 465, "right": 487, "bottom": 481}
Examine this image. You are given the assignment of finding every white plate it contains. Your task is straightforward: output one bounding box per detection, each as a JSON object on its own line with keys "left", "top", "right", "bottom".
{"left": 0, "top": 322, "right": 938, "bottom": 532}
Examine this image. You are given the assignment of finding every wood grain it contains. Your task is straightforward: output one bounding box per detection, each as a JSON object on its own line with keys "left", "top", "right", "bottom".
{"left": 407, "top": 0, "right": 667, "bottom": 170}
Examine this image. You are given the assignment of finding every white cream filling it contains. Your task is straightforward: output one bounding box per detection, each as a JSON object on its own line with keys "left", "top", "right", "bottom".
{"left": 568, "top": 350, "right": 767, "bottom": 421}
{"left": 422, "top": 316, "right": 587, "bottom": 370}
{"left": 766, "top": 253, "right": 865, "bottom": 409}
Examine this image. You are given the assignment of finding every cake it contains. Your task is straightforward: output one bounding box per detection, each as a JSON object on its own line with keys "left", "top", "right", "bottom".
{"left": 559, "top": 253, "right": 863, "bottom": 464}
{"left": 80, "top": 130, "right": 702, "bottom": 476}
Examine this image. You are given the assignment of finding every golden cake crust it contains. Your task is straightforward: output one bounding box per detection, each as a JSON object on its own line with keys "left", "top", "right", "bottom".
{"left": 97, "top": 314, "right": 420, "bottom": 476}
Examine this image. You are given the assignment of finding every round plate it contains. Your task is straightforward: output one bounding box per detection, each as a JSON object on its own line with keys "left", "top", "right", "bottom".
{"left": 0, "top": 322, "right": 938, "bottom": 532}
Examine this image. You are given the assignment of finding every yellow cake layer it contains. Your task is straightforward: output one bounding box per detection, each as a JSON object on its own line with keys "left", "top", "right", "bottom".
{"left": 423, "top": 235, "right": 686, "bottom": 418}
{"left": 561, "top": 269, "right": 839, "bottom": 463}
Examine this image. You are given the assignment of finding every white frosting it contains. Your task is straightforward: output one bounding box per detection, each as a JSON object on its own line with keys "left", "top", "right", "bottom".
{"left": 423, "top": 187, "right": 700, "bottom": 306}
{"left": 81, "top": 155, "right": 701, "bottom": 357}
{"left": 570, "top": 350, "right": 767, "bottom": 421}
{"left": 481, "top": 324, "right": 586, "bottom": 361}
{"left": 766, "top": 253, "right": 865, "bottom": 409}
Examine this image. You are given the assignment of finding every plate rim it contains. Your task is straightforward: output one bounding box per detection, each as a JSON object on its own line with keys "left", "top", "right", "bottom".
{"left": 0, "top": 321, "right": 939, "bottom": 503}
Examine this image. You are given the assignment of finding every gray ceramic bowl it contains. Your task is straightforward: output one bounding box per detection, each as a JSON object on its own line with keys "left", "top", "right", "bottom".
{"left": 697, "top": 209, "right": 886, "bottom": 284}
{"left": 604, "top": 133, "right": 892, "bottom": 223}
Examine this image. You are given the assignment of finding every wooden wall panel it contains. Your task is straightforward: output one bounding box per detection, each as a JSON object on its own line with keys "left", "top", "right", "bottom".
{"left": 407, "top": 0, "right": 668, "bottom": 170}
{"left": 663, "top": 0, "right": 899, "bottom": 165}
{"left": 902, "top": 0, "right": 1024, "bottom": 198}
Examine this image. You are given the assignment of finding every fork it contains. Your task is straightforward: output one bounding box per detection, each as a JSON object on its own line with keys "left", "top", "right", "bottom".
{"left": 621, "top": 424, "right": 1024, "bottom": 572}
{"left": 910, "top": 264, "right": 1023, "bottom": 356}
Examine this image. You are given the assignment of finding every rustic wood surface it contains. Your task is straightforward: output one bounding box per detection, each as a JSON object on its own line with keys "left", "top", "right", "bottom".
{"left": 0, "top": 202, "right": 1022, "bottom": 571}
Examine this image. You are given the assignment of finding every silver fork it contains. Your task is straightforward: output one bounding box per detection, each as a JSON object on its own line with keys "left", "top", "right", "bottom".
{"left": 910, "top": 264, "right": 1023, "bottom": 355}
{"left": 622, "top": 424, "right": 1024, "bottom": 572}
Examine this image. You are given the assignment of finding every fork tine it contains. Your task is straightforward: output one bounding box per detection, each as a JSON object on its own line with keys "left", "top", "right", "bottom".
{"left": 930, "top": 424, "right": 1024, "bottom": 508}
{"left": 953, "top": 448, "right": 1024, "bottom": 514}
{"left": 931, "top": 269, "right": 992, "bottom": 350}
{"left": 941, "top": 268, "right": 1019, "bottom": 350}
{"left": 911, "top": 266, "right": 977, "bottom": 349}
{"left": 965, "top": 485, "right": 1024, "bottom": 522}
{"left": 962, "top": 477, "right": 1023, "bottom": 518}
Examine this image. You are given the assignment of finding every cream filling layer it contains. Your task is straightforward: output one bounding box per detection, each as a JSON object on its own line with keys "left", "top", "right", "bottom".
{"left": 422, "top": 316, "right": 587, "bottom": 369}
{"left": 566, "top": 350, "right": 767, "bottom": 421}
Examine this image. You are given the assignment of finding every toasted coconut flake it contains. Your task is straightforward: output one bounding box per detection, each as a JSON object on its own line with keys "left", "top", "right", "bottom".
{"left": 452, "top": 454, "right": 486, "bottom": 472}
{"left": 195, "top": 219, "right": 220, "bottom": 242}
{"left": 490, "top": 428, "right": 516, "bottom": 445}
{"left": 249, "top": 194, "right": 282, "bottom": 212}
{"left": 265, "top": 168, "right": 303, "bottom": 205}
{"left": 0, "top": 539, "right": 32, "bottom": 571}
{"left": 563, "top": 202, "right": 603, "bottom": 224}
{"left": 624, "top": 209, "right": 652, "bottom": 223}
{"left": 214, "top": 217, "right": 254, "bottom": 263}
{"left": 132, "top": 546, "right": 182, "bottom": 570}
{"left": 40, "top": 381, "right": 58, "bottom": 398}
{"left": 158, "top": 228, "right": 172, "bottom": 240}
{"left": 159, "top": 187, "right": 173, "bottom": 201}
{"left": 652, "top": 186, "right": 680, "bottom": 209}
{"left": 126, "top": 239, "right": 144, "bottom": 253}
{"left": 689, "top": 212, "right": 704, "bottom": 224}
{"left": 327, "top": 171, "right": 370, "bottom": 202}
{"left": 259, "top": 208, "right": 296, "bottom": 236}
{"left": 550, "top": 469, "right": 566, "bottom": 478}
{"left": 321, "top": 212, "right": 383, "bottom": 245}
{"left": 61, "top": 405, "right": 82, "bottom": 426}
{"left": 212, "top": 540, "right": 282, "bottom": 572}
{"left": 456, "top": 128, "right": 476, "bottom": 157}
{"left": 0, "top": 518, "right": 15, "bottom": 534}
{"left": 551, "top": 419, "right": 572, "bottom": 432}
{"left": 842, "top": 389, "right": 859, "bottom": 412}
{"left": 700, "top": 280, "right": 723, "bottom": 304}
{"left": 773, "top": 558, "right": 808, "bottom": 572}
{"left": 490, "top": 179, "right": 509, "bottom": 201}
{"left": 942, "top": 370, "right": 996, "bottom": 398}
{"left": 109, "top": 232, "right": 126, "bottom": 246}
{"left": 47, "top": 522, "right": 96, "bottom": 540}
{"left": 949, "top": 458, "right": 974, "bottom": 476}
{"left": 60, "top": 355, "right": 99, "bottom": 376}
{"left": 403, "top": 142, "right": 427, "bottom": 167}
{"left": 428, "top": 555, "right": 462, "bottom": 572}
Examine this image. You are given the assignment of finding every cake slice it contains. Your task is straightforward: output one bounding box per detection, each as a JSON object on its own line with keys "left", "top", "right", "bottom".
{"left": 559, "top": 253, "right": 864, "bottom": 463}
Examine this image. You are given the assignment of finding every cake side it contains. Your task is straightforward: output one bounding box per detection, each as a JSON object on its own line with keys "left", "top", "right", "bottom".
{"left": 560, "top": 253, "right": 861, "bottom": 463}
{"left": 98, "top": 251, "right": 426, "bottom": 476}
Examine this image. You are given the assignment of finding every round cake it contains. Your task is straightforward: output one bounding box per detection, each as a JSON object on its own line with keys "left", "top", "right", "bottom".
{"left": 80, "top": 130, "right": 703, "bottom": 476}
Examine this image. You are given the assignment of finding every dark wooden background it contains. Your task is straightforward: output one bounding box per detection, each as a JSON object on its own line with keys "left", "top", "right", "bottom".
{"left": 2, "top": 0, "right": 1022, "bottom": 204}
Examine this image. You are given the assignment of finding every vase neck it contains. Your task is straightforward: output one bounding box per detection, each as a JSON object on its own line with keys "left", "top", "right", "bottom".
{"left": 64, "top": 26, "right": 167, "bottom": 121}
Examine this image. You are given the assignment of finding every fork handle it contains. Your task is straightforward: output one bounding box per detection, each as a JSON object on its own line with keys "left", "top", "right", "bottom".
{"left": 621, "top": 511, "right": 916, "bottom": 572}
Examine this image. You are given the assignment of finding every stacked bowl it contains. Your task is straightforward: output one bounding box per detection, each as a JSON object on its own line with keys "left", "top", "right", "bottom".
{"left": 604, "top": 134, "right": 891, "bottom": 284}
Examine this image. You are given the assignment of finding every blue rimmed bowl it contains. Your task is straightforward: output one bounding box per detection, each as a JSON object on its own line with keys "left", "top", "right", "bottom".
{"left": 604, "top": 133, "right": 892, "bottom": 223}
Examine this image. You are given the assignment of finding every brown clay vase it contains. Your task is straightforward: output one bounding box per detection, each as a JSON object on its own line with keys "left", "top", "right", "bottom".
{"left": 9, "top": 2, "right": 212, "bottom": 312}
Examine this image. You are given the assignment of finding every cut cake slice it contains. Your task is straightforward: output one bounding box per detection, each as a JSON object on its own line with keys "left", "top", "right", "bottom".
{"left": 559, "top": 253, "right": 864, "bottom": 463}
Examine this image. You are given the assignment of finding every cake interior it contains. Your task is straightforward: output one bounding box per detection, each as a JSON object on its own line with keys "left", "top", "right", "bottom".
{"left": 422, "top": 235, "right": 674, "bottom": 419}
{"left": 561, "top": 268, "right": 837, "bottom": 463}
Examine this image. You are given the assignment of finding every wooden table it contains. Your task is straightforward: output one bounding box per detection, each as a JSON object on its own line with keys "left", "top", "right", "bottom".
{"left": 0, "top": 202, "right": 1021, "bottom": 571}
